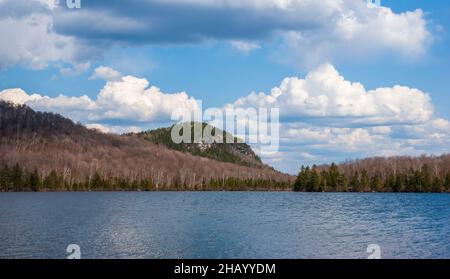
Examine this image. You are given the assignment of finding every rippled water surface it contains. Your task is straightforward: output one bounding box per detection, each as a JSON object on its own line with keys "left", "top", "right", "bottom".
{"left": 0, "top": 192, "right": 449, "bottom": 259}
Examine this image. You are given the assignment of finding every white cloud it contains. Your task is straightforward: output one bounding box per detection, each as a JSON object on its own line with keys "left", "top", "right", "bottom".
{"left": 370, "top": 126, "right": 392, "bottom": 135}
{"left": 35, "top": 0, "right": 58, "bottom": 9}
{"left": 0, "top": 0, "right": 86, "bottom": 69}
{"left": 0, "top": 70, "right": 201, "bottom": 129}
{"left": 90, "top": 66, "right": 122, "bottom": 81}
{"left": 231, "top": 63, "right": 434, "bottom": 126}
{"left": 0, "top": 88, "right": 42, "bottom": 104}
{"left": 93, "top": 75, "right": 200, "bottom": 122}
{"left": 430, "top": 118, "right": 450, "bottom": 131}
{"left": 230, "top": 41, "right": 261, "bottom": 53}
{"left": 278, "top": 4, "right": 431, "bottom": 68}
{"left": 86, "top": 123, "right": 141, "bottom": 134}
{"left": 85, "top": 123, "right": 111, "bottom": 134}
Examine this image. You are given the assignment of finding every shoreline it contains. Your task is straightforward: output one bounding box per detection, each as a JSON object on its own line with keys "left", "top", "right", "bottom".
{"left": 1, "top": 190, "right": 448, "bottom": 193}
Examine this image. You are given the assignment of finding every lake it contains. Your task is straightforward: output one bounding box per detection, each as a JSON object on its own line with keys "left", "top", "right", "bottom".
{"left": 0, "top": 192, "right": 449, "bottom": 259}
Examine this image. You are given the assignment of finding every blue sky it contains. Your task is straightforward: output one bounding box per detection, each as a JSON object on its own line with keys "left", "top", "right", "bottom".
{"left": 1, "top": 0, "right": 449, "bottom": 174}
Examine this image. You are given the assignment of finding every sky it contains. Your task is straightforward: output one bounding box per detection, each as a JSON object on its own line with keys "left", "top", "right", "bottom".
{"left": 0, "top": 0, "right": 449, "bottom": 174}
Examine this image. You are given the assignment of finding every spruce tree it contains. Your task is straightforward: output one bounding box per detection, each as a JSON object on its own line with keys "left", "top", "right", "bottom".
{"left": 11, "top": 163, "right": 23, "bottom": 192}
{"left": 445, "top": 173, "right": 450, "bottom": 192}
{"left": 385, "top": 174, "right": 396, "bottom": 192}
{"left": 350, "top": 171, "right": 360, "bottom": 192}
{"left": 360, "top": 169, "right": 370, "bottom": 192}
{"left": 432, "top": 177, "right": 442, "bottom": 193}
{"left": 328, "top": 163, "right": 340, "bottom": 191}
{"left": 29, "top": 169, "right": 41, "bottom": 192}
{"left": 371, "top": 173, "right": 383, "bottom": 192}
{"left": 421, "top": 164, "right": 433, "bottom": 192}
{"left": 307, "top": 168, "right": 320, "bottom": 192}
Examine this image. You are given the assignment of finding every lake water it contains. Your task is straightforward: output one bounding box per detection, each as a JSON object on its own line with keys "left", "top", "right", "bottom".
{"left": 0, "top": 192, "right": 449, "bottom": 259}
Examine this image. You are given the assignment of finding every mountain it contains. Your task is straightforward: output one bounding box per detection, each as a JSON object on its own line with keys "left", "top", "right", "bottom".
{"left": 132, "top": 123, "right": 264, "bottom": 168}
{"left": 0, "top": 101, "right": 293, "bottom": 191}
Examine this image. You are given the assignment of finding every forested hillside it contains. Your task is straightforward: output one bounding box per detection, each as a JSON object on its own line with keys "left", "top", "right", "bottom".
{"left": 294, "top": 156, "right": 450, "bottom": 193}
{"left": 0, "top": 101, "right": 293, "bottom": 191}
{"left": 2, "top": 101, "right": 449, "bottom": 193}
{"left": 133, "top": 123, "right": 264, "bottom": 168}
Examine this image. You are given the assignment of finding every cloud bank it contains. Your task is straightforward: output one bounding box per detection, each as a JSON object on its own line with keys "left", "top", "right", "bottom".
{"left": 231, "top": 64, "right": 434, "bottom": 126}
{"left": 0, "top": 0, "right": 433, "bottom": 70}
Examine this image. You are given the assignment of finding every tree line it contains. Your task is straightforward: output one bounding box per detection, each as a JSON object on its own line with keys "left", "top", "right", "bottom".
{"left": 294, "top": 162, "right": 450, "bottom": 193}
{"left": 0, "top": 163, "right": 291, "bottom": 192}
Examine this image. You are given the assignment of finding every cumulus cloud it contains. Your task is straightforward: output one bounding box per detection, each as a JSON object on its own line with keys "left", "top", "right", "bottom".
{"left": 0, "top": 0, "right": 94, "bottom": 69}
{"left": 279, "top": 5, "right": 431, "bottom": 67}
{"left": 230, "top": 63, "right": 434, "bottom": 126}
{"left": 0, "top": 71, "right": 201, "bottom": 127}
{"left": 0, "top": 88, "right": 42, "bottom": 104}
{"left": 90, "top": 66, "right": 122, "bottom": 81}
{"left": 93, "top": 75, "right": 200, "bottom": 122}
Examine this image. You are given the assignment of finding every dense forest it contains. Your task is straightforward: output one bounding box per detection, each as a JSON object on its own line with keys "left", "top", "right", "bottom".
{"left": 294, "top": 156, "right": 450, "bottom": 193}
{"left": 0, "top": 101, "right": 293, "bottom": 192}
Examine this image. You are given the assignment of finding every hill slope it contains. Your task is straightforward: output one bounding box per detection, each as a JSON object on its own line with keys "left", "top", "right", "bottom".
{"left": 133, "top": 123, "right": 264, "bottom": 168}
{"left": 0, "top": 101, "right": 293, "bottom": 191}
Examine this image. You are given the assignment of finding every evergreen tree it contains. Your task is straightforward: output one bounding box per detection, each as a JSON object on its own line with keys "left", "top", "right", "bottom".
{"left": 411, "top": 169, "right": 422, "bottom": 192}
{"left": 320, "top": 170, "right": 329, "bottom": 192}
{"left": 393, "top": 173, "right": 404, "bottom": 192}
{"left": 29, "top": 169, "right": 41, "bottom": 192}
{"left": 385, "top": 174, "right": 396, "bottom": 192}
{"left": 371, "top": 173, "right": 383, "bottom": 192}
{"left": 0, "top": 165, "right": 9, "bottom": 192}
{"left": 44, "top": 171, "right": 59, "bottom": 190}
{"left": 360, "top": 169, "right": 370, "bottom": 192}
{"left": 445, "top": 173, "right": 450, "bottom": 192}
{"left": 307, "top": 168, "right": 321, "bottom": 192}
{"left": 11, "top": 163, "right": 24, "bottom": 192}
{"left": 350, "top": 171, "right": 360, "bottom": 192}
{"left": 432, "top": 177, "right": 442, "bottom": 193}
{"left": 294, "top": 166, "right": 311, "bottom": 192}
{"left": 421, "top": 164, "right": 433, "bottom": 192}
{"left": 328, "top": 163, "right": 340, "bottom": 191}
{"left": 337, "top": 174, "right": 348, "bottom": 192}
